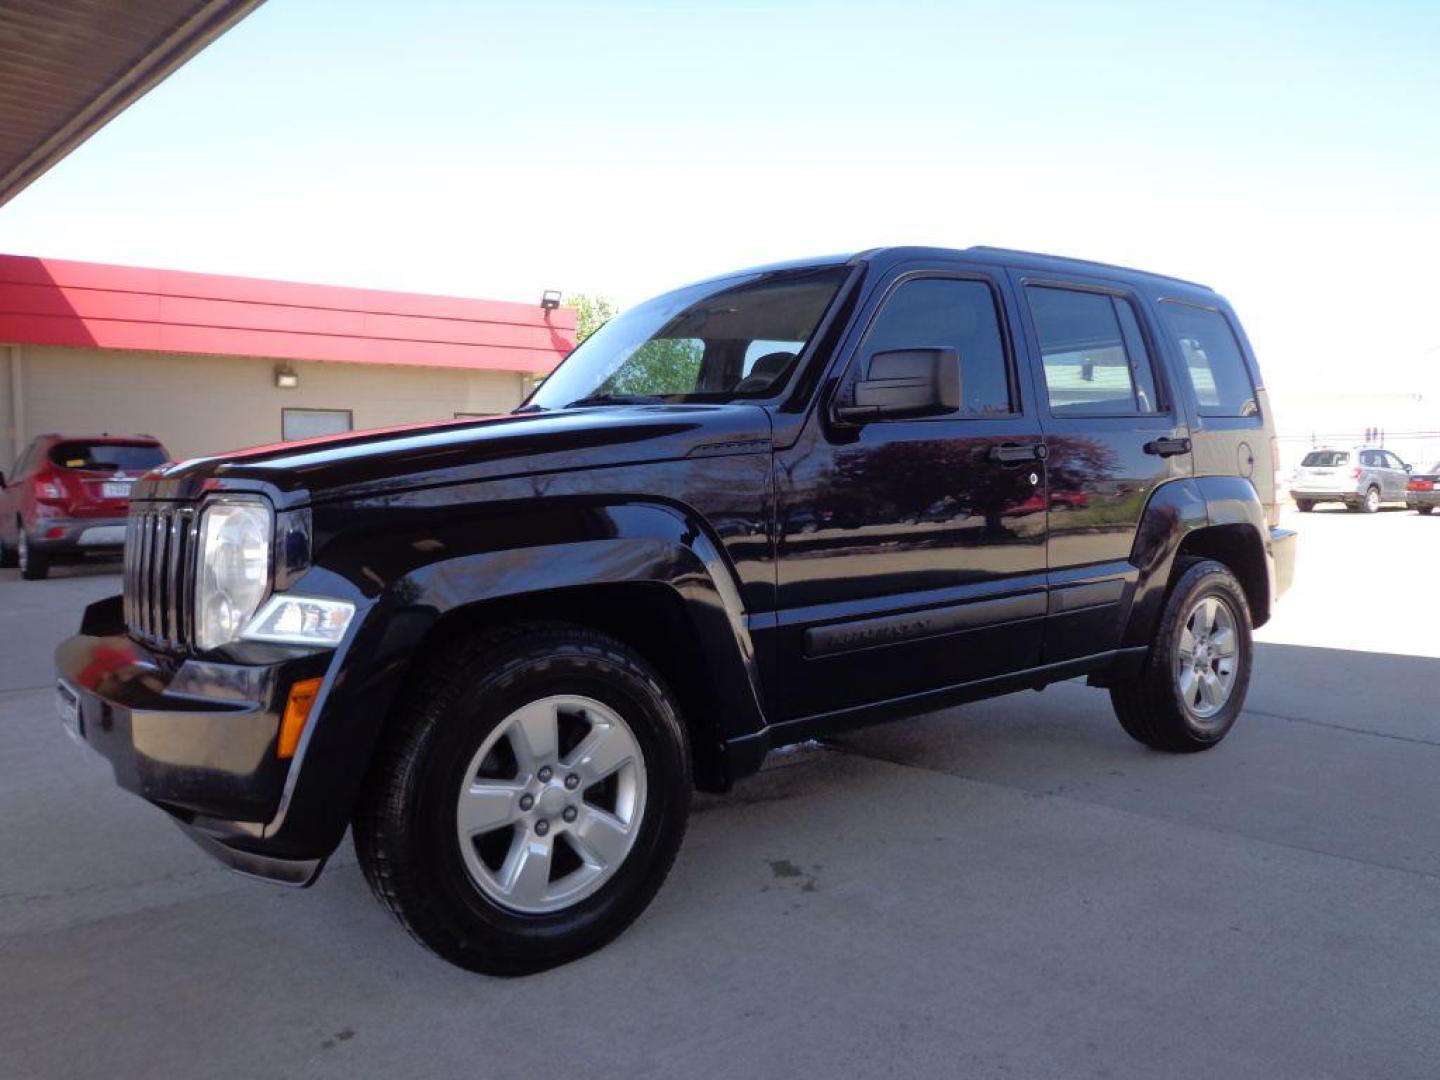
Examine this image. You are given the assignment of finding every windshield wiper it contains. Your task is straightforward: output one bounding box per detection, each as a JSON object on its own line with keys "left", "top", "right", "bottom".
{"left": 512, "top": 403, "right": 548, "bottom": 414}
{"left": 564, "top": 393, "right": 666, "bottom": 408}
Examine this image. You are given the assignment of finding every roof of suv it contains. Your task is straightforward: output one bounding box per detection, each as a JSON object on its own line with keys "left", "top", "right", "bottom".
{"left": 700, "top": 246, "right": 1215, "bottom": 295}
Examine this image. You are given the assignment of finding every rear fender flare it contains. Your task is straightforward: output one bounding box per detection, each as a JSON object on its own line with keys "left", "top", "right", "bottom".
{"left": 1122, "top": 475, "right": 1271, "bottom": 649}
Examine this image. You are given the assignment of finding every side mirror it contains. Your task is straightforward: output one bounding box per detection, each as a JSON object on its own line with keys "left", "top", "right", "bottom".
{"left": 834, "top": 347, "right": 960, "bottom": 423}
{"left": 1404, "top": 463, "right": 1413, "bottom": 473}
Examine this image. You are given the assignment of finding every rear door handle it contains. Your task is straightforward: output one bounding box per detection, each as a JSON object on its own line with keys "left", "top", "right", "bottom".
{"left": 1144, "top": 437, "right": 1192, "bottom": 458}
{"left": 988, "top": 442, "right": 1049, "bottom": 464}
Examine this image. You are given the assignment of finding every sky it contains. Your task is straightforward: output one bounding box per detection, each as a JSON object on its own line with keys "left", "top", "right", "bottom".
{"left": 1, "top": 0, "right": 1437, "bottom": 404}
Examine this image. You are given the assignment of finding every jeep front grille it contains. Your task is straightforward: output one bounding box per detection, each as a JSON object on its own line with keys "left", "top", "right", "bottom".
{"left": 123, "top": 504, "right": 199, "bottom": 650}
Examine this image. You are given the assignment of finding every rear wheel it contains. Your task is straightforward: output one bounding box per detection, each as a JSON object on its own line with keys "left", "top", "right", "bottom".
{"left": 1110, "top": 558, "right": 1253, "bottom": 753}
{"left": 354, "top": 623, "right": 691, "bottom": 975}
{"left": 18, "top": 532, "right": 49, "bottom": 580}
{"left": 1418, "top": 506, "right": 1434, "bottom": 516}
{"left": 1295, "top": 499, "right": 1315, "bottom": 513}
{"left": 0, "top": 528, "right": 16, "bottom": 569}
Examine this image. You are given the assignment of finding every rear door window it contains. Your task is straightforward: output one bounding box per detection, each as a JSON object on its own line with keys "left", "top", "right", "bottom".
{"left": 1161, "top": 303, "right": 1257, "bottom": 417}
{"left": 48, "top": 441, "right": 167, "bottom": 472}
{"left": 1026, "top": 287, "right": 1162, "bottom": 416}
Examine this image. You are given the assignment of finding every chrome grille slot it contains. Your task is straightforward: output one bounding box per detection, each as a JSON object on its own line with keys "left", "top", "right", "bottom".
{"left": 123, "top": 504, "right": 198, "bottom": 650}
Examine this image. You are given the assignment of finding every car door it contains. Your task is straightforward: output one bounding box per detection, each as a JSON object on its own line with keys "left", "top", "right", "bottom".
{"left": 770, "top": 263, "right": 1048, "bottom": 720}
{"left": 1358, "top": 450, "right": 1383, "bottom": 499}
{"left": 1383, "top": 451, "right": 1409, "bottom": 500}
{"left": 1009, "top": 272, "right": 1190, "bottom": 663}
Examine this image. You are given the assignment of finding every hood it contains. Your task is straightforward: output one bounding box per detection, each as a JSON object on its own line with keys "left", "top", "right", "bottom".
{"left": 132, "top": 405, "right": 773, "bottom": 507}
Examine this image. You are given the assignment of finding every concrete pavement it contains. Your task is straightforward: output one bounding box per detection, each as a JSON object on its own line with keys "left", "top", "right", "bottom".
{"left": 2, "top": 510, "right": 1438, "bottom": 1079}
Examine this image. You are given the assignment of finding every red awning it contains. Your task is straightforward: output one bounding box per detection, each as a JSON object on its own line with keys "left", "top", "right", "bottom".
{"left": 0, "top": 254, "right": 575, "bottom": 374}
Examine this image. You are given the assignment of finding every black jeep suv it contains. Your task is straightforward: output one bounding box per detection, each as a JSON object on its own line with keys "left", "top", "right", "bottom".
{"left": 55, "top": 247, "right": 1296, "bottom": 974}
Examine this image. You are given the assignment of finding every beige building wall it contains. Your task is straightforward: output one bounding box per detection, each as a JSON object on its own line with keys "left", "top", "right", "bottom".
{"left": 4, "top": 345, "right": 530, "bottom": 470}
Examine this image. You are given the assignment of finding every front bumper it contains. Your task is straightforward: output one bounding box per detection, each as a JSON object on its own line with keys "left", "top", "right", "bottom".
{"left": 54, "top": 595, "right": 335, "bottom": 884}
{"left": 31, "top": 515, "right": 128, "bottom": 553}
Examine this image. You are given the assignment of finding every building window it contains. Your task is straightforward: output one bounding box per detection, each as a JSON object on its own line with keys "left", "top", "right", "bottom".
{"left": 282, "top": 408, "right": 353, "bottom": 441}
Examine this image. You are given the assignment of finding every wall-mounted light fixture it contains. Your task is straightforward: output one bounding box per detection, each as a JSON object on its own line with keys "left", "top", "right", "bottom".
{"left": 275, "top": 365, "right": 299, "bottom": 389}
{"left": 540, "top": 289, "right": 562, "bottom": 311}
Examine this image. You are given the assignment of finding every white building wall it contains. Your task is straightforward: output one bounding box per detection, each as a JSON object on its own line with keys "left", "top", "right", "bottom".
{"left": 4, "top": 345, "right": 529, "bottom": 470}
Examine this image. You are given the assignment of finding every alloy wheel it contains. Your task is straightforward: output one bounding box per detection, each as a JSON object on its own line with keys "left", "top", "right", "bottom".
{"left": 455, "top": 694, "right": 647, "bottom": 915}
{"left": 1175, "top": 595, "right": 1240, "bottom": 721}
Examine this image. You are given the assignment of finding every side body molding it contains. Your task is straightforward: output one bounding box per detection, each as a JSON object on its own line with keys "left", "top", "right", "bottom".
{"left": 1121, "top": 475, "right": 1272, "bottom": 651}
{"left": 266, "top": 499, "right": 766, "bottom": 860}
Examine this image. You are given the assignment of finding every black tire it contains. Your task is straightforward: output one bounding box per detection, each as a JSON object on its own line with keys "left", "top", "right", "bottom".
{"left": 18, "top": 532, "right": 49, "bottom": 580}
{"left": 1418, "top": 506, "right": 1434, "bottom": 516}
{"left": 1110, "top": 558, "right": 1253, "bottom": 753}
{"left": 1296, "top": 499, "right": 1314, "bottom": 513}
{"left": 353, "top": 622, "right": 691, "bottom": 975}
{"left": 0, "top": 530, "right": 16, "bottom": 569}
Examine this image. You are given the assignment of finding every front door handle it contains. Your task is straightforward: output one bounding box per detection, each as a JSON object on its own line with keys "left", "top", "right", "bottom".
{"left": 989, "top": 442, "right": 1049, "bottom": 464}
{"left": 1144, "top": 436, "right": 1192, "bottom": 458}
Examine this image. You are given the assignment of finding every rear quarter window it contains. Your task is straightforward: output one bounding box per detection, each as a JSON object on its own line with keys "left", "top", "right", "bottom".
{"left": 1301, "top": 451, "right": 1349, "bottom": 467}
{"left": 1161, "top": 303, "right": 1258, "bottom": 418}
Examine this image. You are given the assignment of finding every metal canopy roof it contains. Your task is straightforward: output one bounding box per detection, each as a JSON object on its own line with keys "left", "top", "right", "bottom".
{"left": 0, "top": 0, "right": 265, "bottom": 207}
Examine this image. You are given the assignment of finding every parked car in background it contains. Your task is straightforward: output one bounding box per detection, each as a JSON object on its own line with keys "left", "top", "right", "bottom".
{"left": 0, "top": 434, "right": 170, "bottom": 579}
{"left": 1289, "top": 446, "right": 1410, "bottom": 513}
{"left": 1406, "top": 463, "right": 1440, "bottom": 515}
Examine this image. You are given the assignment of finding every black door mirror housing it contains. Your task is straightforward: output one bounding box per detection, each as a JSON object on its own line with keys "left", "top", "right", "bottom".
{"left": 834, "top": 347, "right": 960, "bottom": 423}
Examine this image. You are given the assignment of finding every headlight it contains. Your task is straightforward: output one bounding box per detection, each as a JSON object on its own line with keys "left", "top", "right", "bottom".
{"left": 242, "top": 595, "right": 354, "bottom": 646}
{"left": 195, "top": 500, "right": 273, "bottom": 650}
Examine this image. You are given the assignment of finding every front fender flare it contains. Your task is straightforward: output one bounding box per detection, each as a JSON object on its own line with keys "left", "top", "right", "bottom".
{"left": 264, "top": 501, "right": 764, "bottom": 859}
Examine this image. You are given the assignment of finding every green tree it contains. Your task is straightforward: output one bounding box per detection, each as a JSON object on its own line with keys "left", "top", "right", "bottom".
{"left": 565, "top": 293, "right": 618, "bottom": 344}
{"left": 566, "top": 292, "right": 704, "bottom": 396}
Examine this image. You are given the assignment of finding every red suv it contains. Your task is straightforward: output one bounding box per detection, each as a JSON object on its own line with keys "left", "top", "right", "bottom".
{"left": 0, "top": 434, "right": 170, "bottom": 580}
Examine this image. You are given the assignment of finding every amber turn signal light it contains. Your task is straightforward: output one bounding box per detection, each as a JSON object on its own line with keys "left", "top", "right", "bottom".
{"left": 278, "top": 677, "right": 324, "bottom": 759}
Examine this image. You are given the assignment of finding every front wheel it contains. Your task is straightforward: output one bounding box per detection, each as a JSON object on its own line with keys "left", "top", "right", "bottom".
{"left": 1362, "top": 486, "right": 1381, "bottom": 513}
{"left": 354, "top": 623, "right": 691, "bottom": 975}
{"left": 1110, "top": 558, "right": 1253, "bottom": 753}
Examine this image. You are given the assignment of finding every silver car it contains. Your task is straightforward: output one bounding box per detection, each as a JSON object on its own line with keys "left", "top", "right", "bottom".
{"left": 1290, "top": 446, "right": 1411, "bottom": 513}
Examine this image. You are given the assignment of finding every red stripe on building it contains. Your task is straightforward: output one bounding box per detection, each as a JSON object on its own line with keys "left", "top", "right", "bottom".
{"left": 0, "top": 254, "right": 576, "bottom": 374}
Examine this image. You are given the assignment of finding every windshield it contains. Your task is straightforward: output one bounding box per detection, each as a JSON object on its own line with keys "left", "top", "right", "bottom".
{"left": 1301, "top": 450, "right": 1349, "bottom": 467}
{"left": 49, "top": 441, "right": 167, "bottom": 472}
{"left": 526, "top": 266, "right": 848, "bottom": 410}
